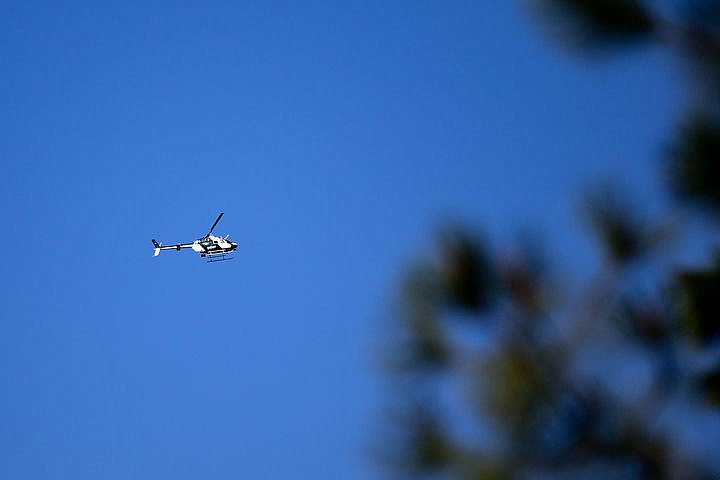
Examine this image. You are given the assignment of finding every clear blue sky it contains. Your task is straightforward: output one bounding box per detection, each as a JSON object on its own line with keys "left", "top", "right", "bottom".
{"left": 1, "top": 2, "right": 681, "bottom": 479}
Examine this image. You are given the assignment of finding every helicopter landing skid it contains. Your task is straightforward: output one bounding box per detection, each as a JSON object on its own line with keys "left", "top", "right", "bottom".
{"left": 206, "top": 255, "right": 233, "bottom": 263}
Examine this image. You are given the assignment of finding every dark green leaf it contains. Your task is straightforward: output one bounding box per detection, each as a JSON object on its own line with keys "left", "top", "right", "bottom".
{"left": 580, "top": 185, "right": 658, "bottom": 264}
{"left": 533, "top": 0, "right": 655, "bottom": 51}
{"left": 676, "top": 257, "right": 720, "bottom": 345}
{"left": 669, "top": 115, "right": 720, "bottom": 216}
{"left": 437, "top": 229, "right": 496, "bottom": 312}
{"left": 697, "top": 364, "right": 720, "bottom": 406}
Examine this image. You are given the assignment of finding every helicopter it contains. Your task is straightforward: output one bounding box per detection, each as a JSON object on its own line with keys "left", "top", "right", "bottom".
{"left": 152, "top": 212, "right": 238, "bottom": 263}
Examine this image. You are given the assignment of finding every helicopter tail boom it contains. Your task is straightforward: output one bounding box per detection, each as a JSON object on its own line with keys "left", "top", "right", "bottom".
{"left": 151, "top": 239, "right": 195, "bottom": 256}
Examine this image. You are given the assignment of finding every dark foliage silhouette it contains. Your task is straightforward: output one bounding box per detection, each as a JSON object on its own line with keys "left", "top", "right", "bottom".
{"left": 380, "top": 2, "right": 720, "bottom": 479}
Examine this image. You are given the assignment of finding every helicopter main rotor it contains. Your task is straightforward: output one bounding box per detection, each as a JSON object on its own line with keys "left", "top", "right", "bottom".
{"left": 205, "top": 212, "right": 224, "bottom": 237}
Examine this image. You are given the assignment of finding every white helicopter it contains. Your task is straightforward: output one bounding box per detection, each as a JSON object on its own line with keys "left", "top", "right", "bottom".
{"left": 152, "top": 212, "right": 238, "bottom": 263}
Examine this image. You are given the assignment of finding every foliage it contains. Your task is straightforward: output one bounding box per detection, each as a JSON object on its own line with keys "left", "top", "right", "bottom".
{"left": 532, "top": 0, "right": 655, "bottom": 50}
{"left": 380, "top": 1, "right": 720, "bottom": 479}
{"left": 670, "top": 116, "right": 720, "bottom": 215}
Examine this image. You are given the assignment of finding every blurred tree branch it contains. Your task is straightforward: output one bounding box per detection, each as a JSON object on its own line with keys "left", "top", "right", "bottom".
{"left": 378, "top": 2, "right": 720, "bottom": 479}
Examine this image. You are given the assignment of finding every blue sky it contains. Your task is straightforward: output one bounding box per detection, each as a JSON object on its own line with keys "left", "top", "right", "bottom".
{"left": 1, "top": 2, "right": 682, "bottom": 479}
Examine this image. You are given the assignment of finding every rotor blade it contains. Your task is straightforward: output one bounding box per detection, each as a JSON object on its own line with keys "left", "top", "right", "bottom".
{"left": 206, "top": 212, "right": 224, "bottom": 236}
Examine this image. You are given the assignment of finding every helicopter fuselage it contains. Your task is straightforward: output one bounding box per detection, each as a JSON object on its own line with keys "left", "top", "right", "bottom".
{"left": 192, "top": 235, "right": 238, "bottom": 256}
